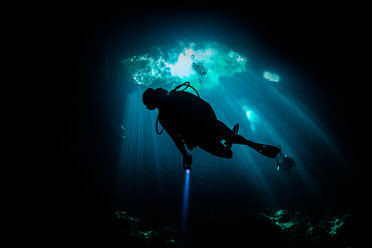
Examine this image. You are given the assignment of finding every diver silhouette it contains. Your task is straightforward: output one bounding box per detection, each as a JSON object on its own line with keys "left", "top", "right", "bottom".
{"left": 276, "top": 150, "right": 296, "bottom": 171}
{"left": 143, "top": 82, "right": 280, "bottom": 170}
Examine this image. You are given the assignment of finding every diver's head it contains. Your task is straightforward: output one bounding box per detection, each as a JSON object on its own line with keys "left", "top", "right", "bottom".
{"left": 142, "top": 88, "right": 168, "bottom": 110}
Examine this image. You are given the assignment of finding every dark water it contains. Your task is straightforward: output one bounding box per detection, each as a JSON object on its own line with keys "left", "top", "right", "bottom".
{"left": 16, "top": 4, "right": 366, "bottom": 247}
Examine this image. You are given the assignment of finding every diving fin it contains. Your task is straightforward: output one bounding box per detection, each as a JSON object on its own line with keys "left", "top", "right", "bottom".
{"left": 250, "top": 143, "right": 281, "bottom": 158}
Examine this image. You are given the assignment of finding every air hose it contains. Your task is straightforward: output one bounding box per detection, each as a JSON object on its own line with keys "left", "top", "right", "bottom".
{"left": 156, "top": 82, "right": 200, "bottom": 135}
{"left": 156, "top": 115, "right": 164, "bottom": 134}
{"left": 171, "top": 81, "right": 200, "bottom": 97}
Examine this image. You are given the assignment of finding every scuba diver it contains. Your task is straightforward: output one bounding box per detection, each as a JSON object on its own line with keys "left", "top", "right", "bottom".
{"left": 142, "top": 82, "right": 281, "bottom": 170}
{"left": 276, "top": 149, "right": 296, "bottom": 171}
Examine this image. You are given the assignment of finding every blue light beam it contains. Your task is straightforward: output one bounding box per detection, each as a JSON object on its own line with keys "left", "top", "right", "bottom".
{"left": 180, "top": 170, "right": 190, "bottom": 238}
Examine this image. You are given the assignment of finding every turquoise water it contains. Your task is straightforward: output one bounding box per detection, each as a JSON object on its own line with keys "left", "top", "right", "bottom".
{"left": 38, "top": 6, "right": 361, "bottom": 247}
{"left": 116, "top": 39, "right": 358, "bottom": 244}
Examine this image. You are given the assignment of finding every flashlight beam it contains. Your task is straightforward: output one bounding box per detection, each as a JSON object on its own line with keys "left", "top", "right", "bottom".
{"left": 181, "top": 170, "right": 190, "bottom": 238}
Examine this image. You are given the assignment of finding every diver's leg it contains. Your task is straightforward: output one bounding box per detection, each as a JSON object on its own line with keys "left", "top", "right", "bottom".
{"left": 216, "top": 120, "right": 256, "bottom": 146}
{"left": 216, "top": 120, "right": 280, "bottom": 158}
{"left": 198, "top": 141, "right": 233, "bottom": 159}
{"left": 216, "top": 121, "right": 237, "bottom": 139}
{"left": 233, "top": 134, "right": 280, "bottom": 158}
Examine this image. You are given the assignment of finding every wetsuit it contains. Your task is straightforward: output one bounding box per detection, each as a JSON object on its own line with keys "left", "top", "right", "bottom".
{"left": 158, "top": 91, "right": 233, "bottom": 158}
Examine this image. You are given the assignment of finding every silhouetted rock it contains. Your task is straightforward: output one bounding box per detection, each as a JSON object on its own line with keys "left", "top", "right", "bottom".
{"left": 113, "top": 210, "right": 177, "bottom": 247}
{"left": 261, "top": 210, "right": 357, "bottom": 247}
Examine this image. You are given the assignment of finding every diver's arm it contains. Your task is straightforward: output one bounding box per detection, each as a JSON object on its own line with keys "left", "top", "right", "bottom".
{"left": 167, "top": 129, "right": 192, "bottom": 166}
{"left": 167, "top": 129, "right": 187, "bottom": 156}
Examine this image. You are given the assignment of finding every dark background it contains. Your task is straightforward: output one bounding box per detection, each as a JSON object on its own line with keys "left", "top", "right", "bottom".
{"left": 8, "top": 2, "right": 366, "bottom": 246}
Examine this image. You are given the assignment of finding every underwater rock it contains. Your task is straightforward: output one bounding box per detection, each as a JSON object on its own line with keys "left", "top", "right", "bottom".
{"left": 261, "top": 210, "right": 355, "bottom": 247}
{"left": 191, "top": 62, "right": 208, "bottom": 75}
{"left": 114, "top": 210, "right": 177, "bottom": 247}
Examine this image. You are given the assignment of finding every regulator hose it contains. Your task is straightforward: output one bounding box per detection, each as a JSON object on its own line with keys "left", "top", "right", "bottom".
{"left": 171, "top": 81, "right": 200, "bottom": 97}
{"left": 156, "top": 114, "right": 164, "bottom": 135}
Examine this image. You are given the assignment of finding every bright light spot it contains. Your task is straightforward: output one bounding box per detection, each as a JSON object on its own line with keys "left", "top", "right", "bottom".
{"left": 263, "top": 71, "right": 280, "bottom": 82}
{"left": 243, "top": 106, "right": 258, "bottom": 131}
{"left": 185, "top": 169, "right": 190, "bottom": 174}
{"left": 122, "top": 41, "right": 247, "bottom": 89}
{"left": 166, "top": 48, "right": 195, "bottom": 78}
{"left": 246, "top": 110, "right": 252, "bottom": 119}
